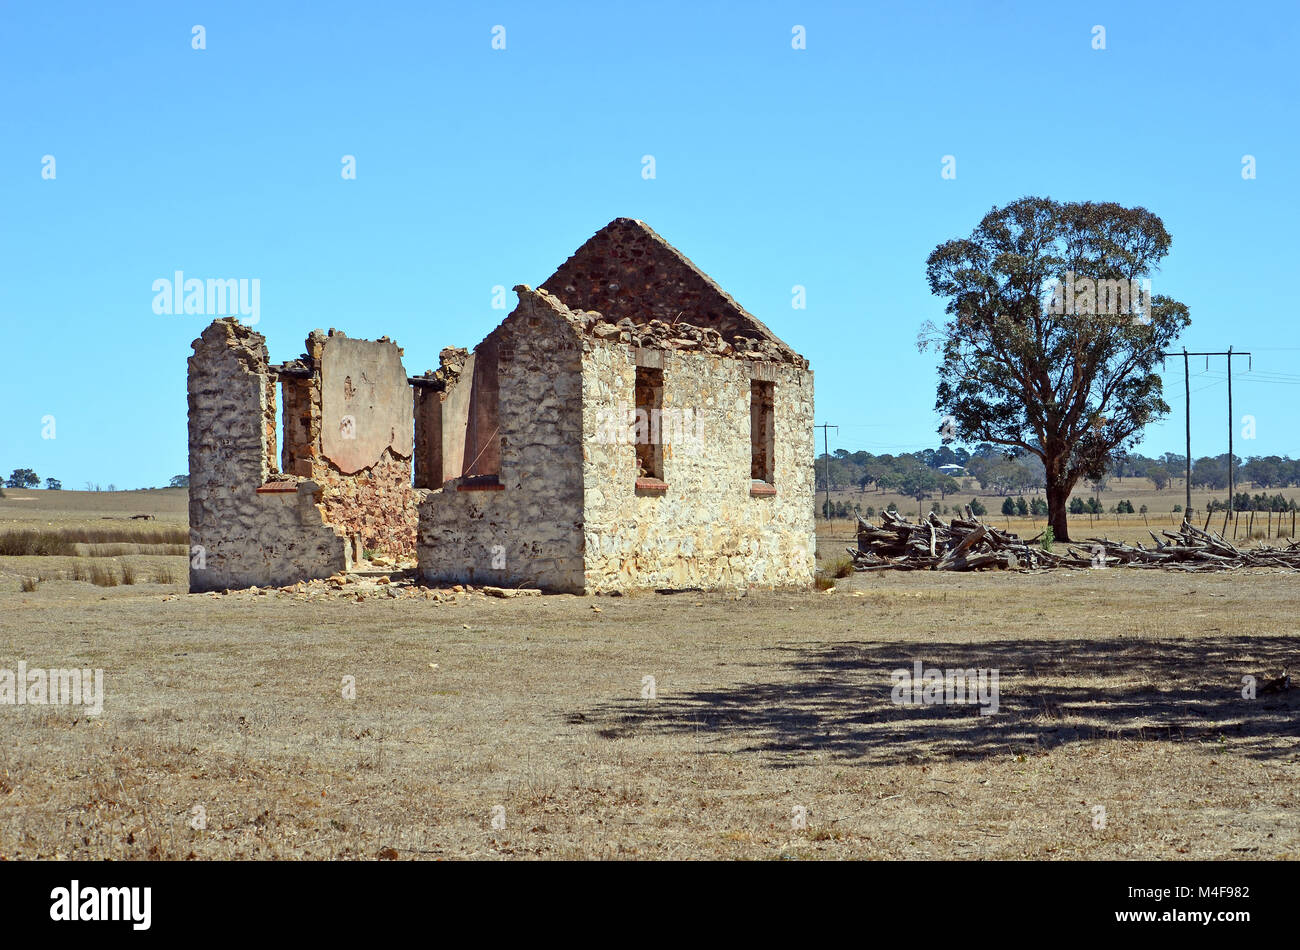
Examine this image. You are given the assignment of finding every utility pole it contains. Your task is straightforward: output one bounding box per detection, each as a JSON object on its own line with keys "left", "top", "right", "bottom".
{"left": 1183, "top": 348, "right": 1191, "bottom": 516}
{"left": 1228, "top": 346, "right": 1234, "bottom": 514}
{"left": 815, "top": 423, "right": 837, "bottom": 520}
{"left": 1159, "top": 349, "right": 1250, "bottom": 519}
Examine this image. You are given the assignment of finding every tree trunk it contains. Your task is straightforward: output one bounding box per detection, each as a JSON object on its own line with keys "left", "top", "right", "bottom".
{"left": 1047, "top": 481, "right": 1071, "bottom": 542}
{"left": 1044, "top": 450, "right": 1075, "bottom": 542}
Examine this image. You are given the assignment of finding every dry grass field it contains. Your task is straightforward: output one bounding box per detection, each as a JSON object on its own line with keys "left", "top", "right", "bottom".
{"left": 0, "top": 488, "right": 188, "bottom": 590}
{"left": 1, "top": 489, "right": 1297, "bottom": 860}
{"left": 827, "top": 476, "right": 1299, "bottom": 540}
{"left": 821, "top": 475, "right": 1300, "bottom": 558}
{"left": 0, "top": 486, "right": 188, "bottom": 527}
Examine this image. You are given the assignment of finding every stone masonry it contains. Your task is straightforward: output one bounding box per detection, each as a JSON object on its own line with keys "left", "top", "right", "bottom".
{"left": 286, "top": 330, "right": 419, "bottom": 561}
{"left": 188, "top": 320, "right": 348, "bottom": 591}
{"left": 417, "top": 218, "right": 816, "bottom": 593}
{"left": 187, "top": 321, "right": 421, "bottom": 592}
{"left": 416, "top": 289, "right": 587, "bottom": 590}
{"left": 187, "top": 218, "right": 815, "bottom": 594}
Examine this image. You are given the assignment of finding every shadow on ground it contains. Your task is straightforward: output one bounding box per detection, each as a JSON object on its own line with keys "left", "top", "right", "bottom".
{"left": 576, "top": 636, "right": 1300, "bottom": 765}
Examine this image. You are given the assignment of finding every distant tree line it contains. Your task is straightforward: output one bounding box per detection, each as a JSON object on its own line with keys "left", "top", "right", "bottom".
{"left": 817, "top": 444, "right": 1046, "bottom": 497}
{"left": 4, "top": 468, "right": 57, "bottom": 490}
{"left": 1206, "top": 493, "right": 1298, "bottom": 513}
{"left": 818, "top": 447, "right": 1300, "bottom": 499}
{"left": 1, "top": 469, "right": 189, "bottom": 491}
{"left": 820, "top": 496, "right": 992, "bottom": 520}
{"left": 1000, "top": 496, "right": 1050, "bottom": 517}
{"left": 1108, "top": 452, "right": 1300, "bottom": 491}
{"left": 1067, "top": 498, "right": 1144, "bottom": 515}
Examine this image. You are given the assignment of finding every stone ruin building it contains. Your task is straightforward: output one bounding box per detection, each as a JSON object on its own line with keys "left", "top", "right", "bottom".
{"left": 188, "top": 218, "right": 815, "bottom": 594}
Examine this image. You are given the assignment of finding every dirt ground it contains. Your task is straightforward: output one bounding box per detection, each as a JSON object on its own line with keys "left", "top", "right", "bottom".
{"left": 1, "top": 561, "right": 1297, "bottom": 860}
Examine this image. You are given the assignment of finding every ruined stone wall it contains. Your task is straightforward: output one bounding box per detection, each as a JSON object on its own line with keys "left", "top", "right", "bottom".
{"left": 281, "top": 372, "right": 317, "bottom": 477}
{"left": 413, "top": 386, "right": 442, "bottom": 489}
{"left": 580, "top": 341, "right": 815, "bottom": 592}
{"left": 288, "top": 331, "right": 419, "bottom": 562}
{"left": 187, "top": 319, "right": 348, "bottom": 592}
{"left": 411, "top": 349, "right": 463, "bottom": 490}
{"left": 416, "top": 282, "right": 814, "bottom": 595}
{"left": 190, "top": 217, "right": 812, "bottom": 594}
{"left": 312, "top": 449, "right": 418, "bottom": 561}
{"left": 417, "top": 288, "right": 586, "bottom": 591}
{"left": 263, "top": 374, "right": 279, "bottom": 474}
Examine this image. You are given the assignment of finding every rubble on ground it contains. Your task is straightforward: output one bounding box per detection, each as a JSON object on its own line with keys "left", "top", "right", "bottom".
{"left": 185, "top": 571, "right": 546, "bottom": 602}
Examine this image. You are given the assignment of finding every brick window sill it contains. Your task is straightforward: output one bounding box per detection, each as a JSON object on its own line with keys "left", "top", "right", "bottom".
{"left": 457, "top": 478, "right": 504, "bottom": 492}
{"left": 256, "top": 480, "right": 299, "bottom": 494}
{"left": 635, "top": 477, "right": 669, "bottom": 495}
{"left": 750, "top": 481, "right": 777, "bottom": 497}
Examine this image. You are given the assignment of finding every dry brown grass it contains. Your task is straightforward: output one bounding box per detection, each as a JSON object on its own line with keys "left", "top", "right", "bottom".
{"left": 88, "top": 563, "right": 118, "bottom": 587}
{"left": 827, "top": 554, "right": 855, "bottom": 578}
{"left": 0, "top": 526, "right": 188, "bottom": 557}
{"left": 0, "top": 555, "right": 189, "bottom": 591}
{"left": 1, "top": 566, "right": 1297, "bottom": 860}
{"left": 0, "top": 530, "right": 76, "bottom": 557}
{"left": 0, "top": 490, "right": 191, "bottom": 593}
{"left": 2, "top": 487, "right": 1293, "bottom": 859}
{"left": 79, "top": 542, "right": 189, "bottom": 558}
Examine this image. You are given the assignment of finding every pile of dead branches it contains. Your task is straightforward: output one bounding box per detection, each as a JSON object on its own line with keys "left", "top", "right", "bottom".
{"left": 849, "top": 508, "right": 1300, "bottom": 573}
{"left": 1070, "top": 522, "right": 1300, "bottom": 572}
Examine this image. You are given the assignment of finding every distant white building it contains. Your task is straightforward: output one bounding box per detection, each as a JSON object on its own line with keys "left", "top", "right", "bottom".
{"left": 938, "top": 464, "right": 969, "bottom": 478}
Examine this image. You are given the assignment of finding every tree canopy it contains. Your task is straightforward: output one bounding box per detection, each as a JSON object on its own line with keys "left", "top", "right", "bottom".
{"left": 921, "top": 196, "right": 1190, "bottom": 540}
{"left": 6, "top": 468, "right": 39, "bottom": 489}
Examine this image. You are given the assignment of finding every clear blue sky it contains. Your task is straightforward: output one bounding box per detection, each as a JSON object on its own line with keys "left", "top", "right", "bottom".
{"left": 2, "top": 0, "right": 1296, "bottom": 489}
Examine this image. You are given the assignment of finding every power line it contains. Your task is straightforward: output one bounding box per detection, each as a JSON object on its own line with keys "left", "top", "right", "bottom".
{"left": 1165, "top": 379, "right": 1226, "bottom": 402}
{"left": 1158, "top": 349, "right": 1251, "bottom": 514}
